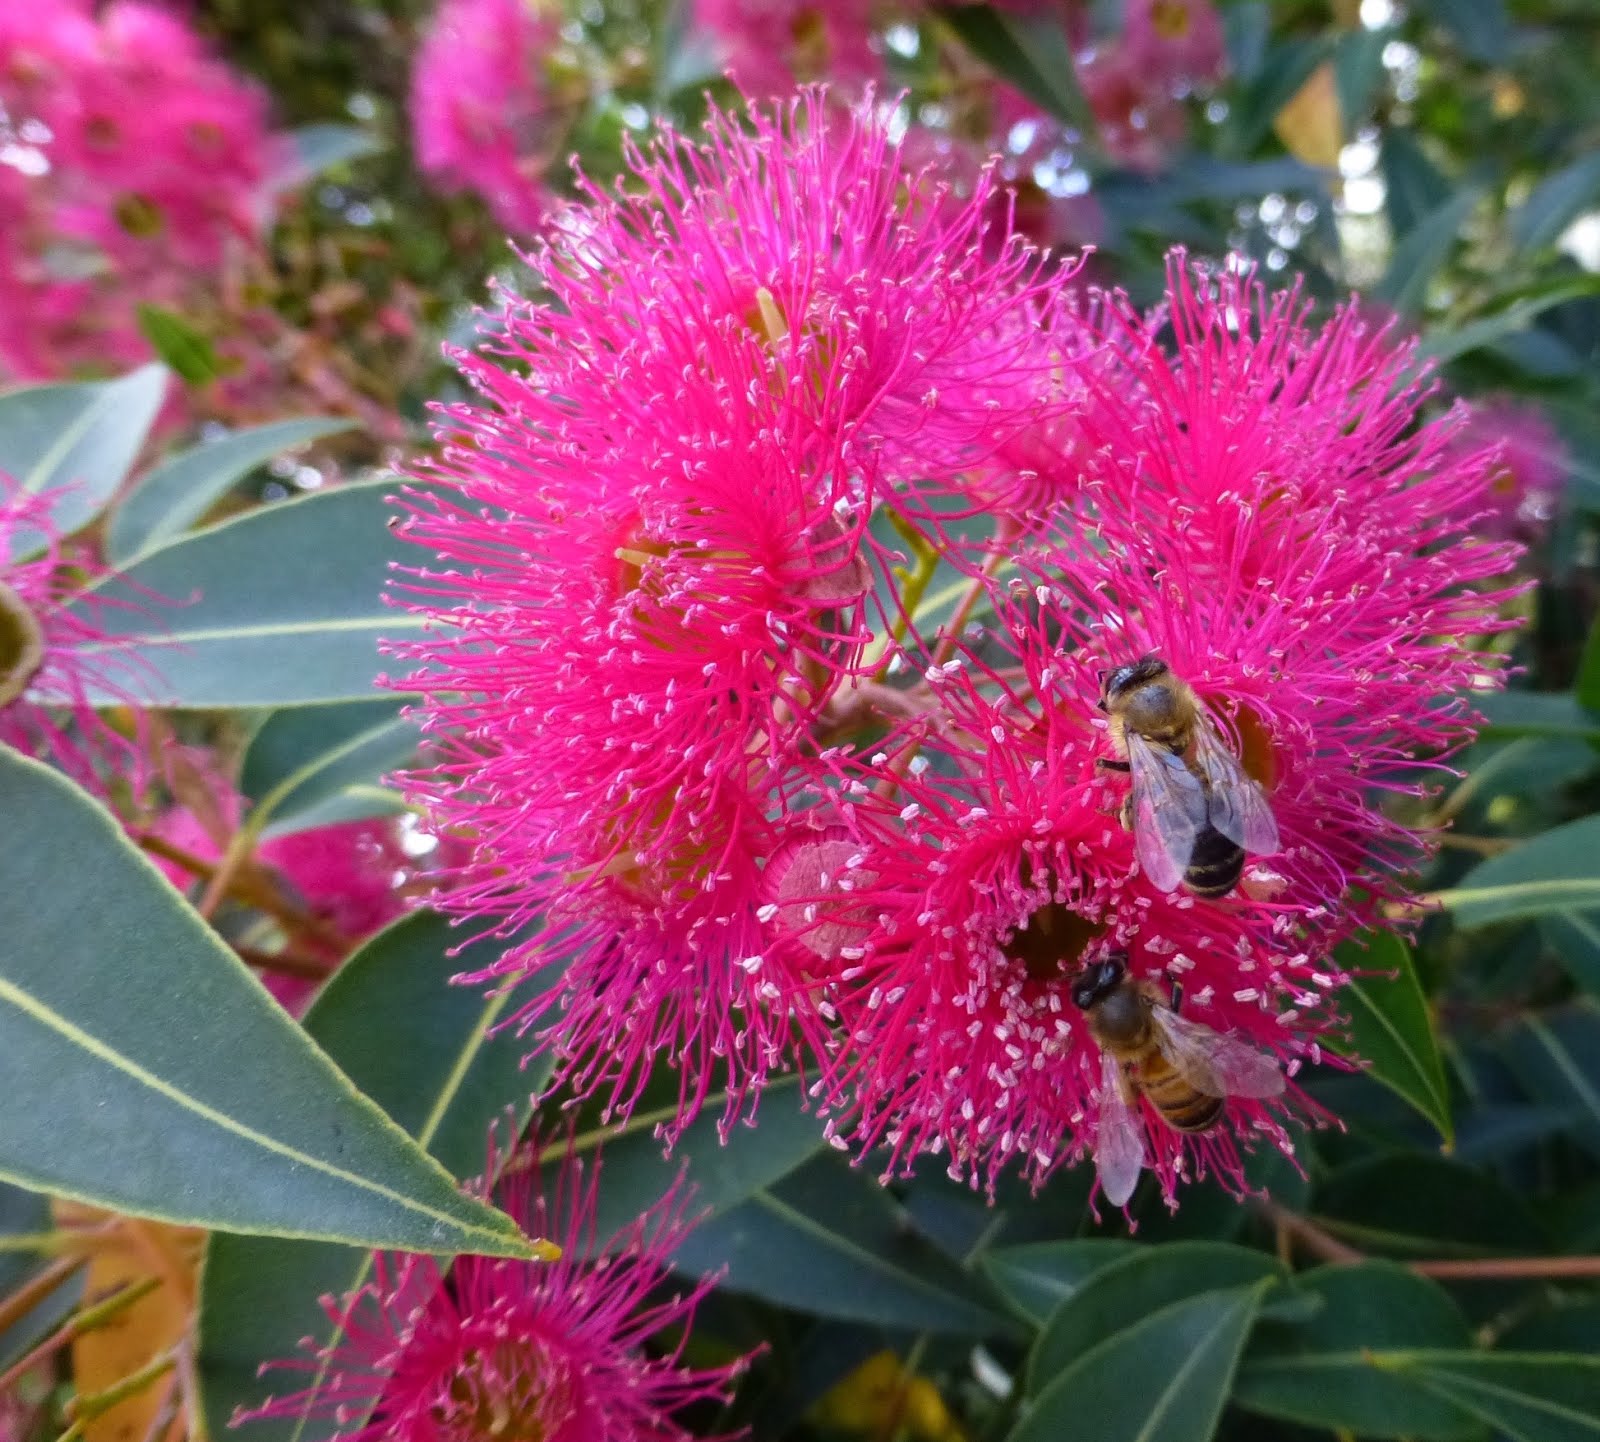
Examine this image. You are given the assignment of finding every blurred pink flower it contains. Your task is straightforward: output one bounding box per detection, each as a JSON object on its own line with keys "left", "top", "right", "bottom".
{"left": 692, "top": 0, "right": 882, "bottom": 95}
{"left": 0, "top": 1, "right": 287, "bottom": 382}
{"left": 1077, "top": 45, "right": 1190, "bottom": 173}
{"left": 1121, "top": 0, "right": 1227, "bottom": 88}
{"left": 410, "top": 0, "right": 579, "bottom": 236}
{"left": 387, "top": 89, "right": 1078, "bottom": 1135}
{"left": 241, "top": 1134, "right": 746, "bottom": 1442}
{"left": 1447, "top": 396, "right": 1568, "bottom": 542}
{"left": 0, "top": 477, "right": 147, "bottom": 791}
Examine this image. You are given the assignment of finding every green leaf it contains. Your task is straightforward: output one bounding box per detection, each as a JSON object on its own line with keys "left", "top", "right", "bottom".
{"left": 0, "top": 749, "right": 528, "bottom": 1258}
{"left": 1414, "top": 0, "right": 1511, "bottom": 63}
{"left": 1512, "top": 153, "right": 1600, "bottom": 256}
{"left": 1467, "top": 690, "right": 1600, "bottom": 743}
{"left": 134, "top": 305, "right": 224, "bottom": 386}
{"left": 1390, "top": 1354, "right": 1600, "bottom": 1442}
{"left": 1419, "top": 277, "right": 1600, "bottom": 365}
{"left": 1028, "top": 1243, "right": 1281, "bottom": 1395}
{"left": 73, "top": 479, "right": 420, "bottom": 708}
{"left": 1011, "top": 1282, "right": 1270, "bottom": 1442}
{"left": 1329, "top": 932, "right": 1452, "bottom": 1144}
{"left": 108, "top": 416, "right": 356, "bottom": 564}
{"left": 672, "top": 1153, "right": 1011, "bottom": 1335}
{"left": 197, "top": 908, "right": 555, "bottom": 1442}
{"left": 1227, "top": 35, "right": 1329, "bottom": 153}
{"left": 0, "top": 1180, "right": 84, "bottom": 1370}
{"left": 981, "top": 1239, "right": 1139, "bottom": 1327}
{"left": 0, "top": 364, "right": 167, "bottom": 559}
{"left": 1381, "top": 130, "right": 1452, "bottom": 238}
{"left": 934, "top": 5, "right": 1094, "bottom": 135}
{"left": 1499, "top": 1006, "right": 1600, "bottom": 1158}
{"left": 1438, "top": 816, "right": 1600, "bottom": 928}
{"left": 1311, "top": 1155, "right": 1545, "bottom": 1257}
{"left": 240, "top": 700, "right": 417, "bottom": 838}
{"left": 585, "top": 1074, "right": 825, "bottom": 1245}
{"left": 1233, "top": 1262, "right": 1480, "bottom": 1440}
{"left": 1375, "top": 188, "right": 1481, "bottom": 315}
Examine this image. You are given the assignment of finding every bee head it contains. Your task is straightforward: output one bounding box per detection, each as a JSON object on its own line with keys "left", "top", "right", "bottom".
{"left": 1071, "top": 950, "right": 1129, "bottom": 1010}
{"left": 1099, "top": 654, "right": 1170, "bottom": 709}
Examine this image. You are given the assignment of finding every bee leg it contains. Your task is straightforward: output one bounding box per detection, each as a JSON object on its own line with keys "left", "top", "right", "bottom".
{"left": 1096, "top": 758, "right": 1131, "bottom": 773}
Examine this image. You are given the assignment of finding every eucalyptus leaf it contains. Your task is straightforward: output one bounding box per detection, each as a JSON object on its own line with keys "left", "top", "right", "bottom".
{"left": 1012, "top": 1282, "right": 1271, "bottom": 1442}
{"left": 197, "top": 909, "right": 555, "bottom": 1442}
{"left": 0, "top": 364, "right": 167, "bottom": 559}
{"left": 72, "top": 479, "right": 425, "bottom": 708}
{"left": 981, "top": 1239, "right": 1139, "bottom": 1327}
{"left": 108, "top": 416, "right": 356, "bottom": 564}
{"left": 0, "top": 749, "right": 527, "bottom": 1258}
{"left": 933, "top": 5, "right": 1093, "bottom": 135}
{"left": 1375, "top": 188, "right": 1481, "bottom": 315}
{"left": 1390, "top": 1353, "right": 1600, "bottom": 1442}
{"left": 1329, "top": 932, "right": 1453, "bottom": 1144}
{"left": 1440, "top": 817, "right": 1600, "bottom": 928}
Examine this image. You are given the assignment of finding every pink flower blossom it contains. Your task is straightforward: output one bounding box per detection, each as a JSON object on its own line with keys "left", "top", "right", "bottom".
{"left": 0, "top": 477, "right": 146, "bottom": 790}
{"left": 1077, "top": 45, "right": 1190, "bottom": 173}
{"left": 410, "top": 0, "right": 581, "bottom": 236}
{"left": 785, "top": 639, "right": 1324, "bottom": 1204}
{"left": 240, "top": 1133, "right": 747, "bottom": 1442}
{"left": 1121, "top": 0, "right": 1227, "bottom": 88}
{"left": 692, "top": 0, "right": 883, "bottom": 95}
{"left": 387, "top": 89, "right": 1079, "bottom": 1135}
{"left": 0, "top": 2, "right": 286, "bottom": 382}
{"left": 1447, "top": 395, "right": 1568, "bottom": 542}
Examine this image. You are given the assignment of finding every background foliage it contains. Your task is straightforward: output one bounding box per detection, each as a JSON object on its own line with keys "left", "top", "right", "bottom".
{"left": 3, "top": 2, "right": 1600, "bottom": 1441}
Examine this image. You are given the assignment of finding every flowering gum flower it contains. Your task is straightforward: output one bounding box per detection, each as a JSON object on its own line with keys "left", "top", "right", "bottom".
{"left": 785, "top": 638, "right": 1325, "bottom": 1204}
{"left": 1446, "top": 395, "right": 1568, "bottom": 543}
{"left": 692, "top": 0, "right": 883, "bottom": 96}
{"left": 410, "top": 0, "right": 582, "bottom": 236}
{"left": 388, "top": 88, "right": 1081, "bottom": 1135}
{"left": 240, "top": 1133, "right": 746, "bottom": 1442}
{"left": 1120, "top": 0, "right": 1227, "bottom": 88}
{"left": 0, "top": 477, "right": 145, "bottom": 790}
{"left": 1033, "top": 255, "right": 1525, "bottom": 926}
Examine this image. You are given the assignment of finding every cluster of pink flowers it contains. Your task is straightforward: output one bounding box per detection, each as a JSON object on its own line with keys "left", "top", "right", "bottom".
{"left": 390, "top": 91, "right": 1522, "bottom": 1211}
{"left": 0, "top": 1, "right": 287, "bottom": 382}
{"left": 244, "top": 1134, "right": 745, "bottom": 1442}
{"left": 409, "top": 0, "right": 584, "bottom": 236}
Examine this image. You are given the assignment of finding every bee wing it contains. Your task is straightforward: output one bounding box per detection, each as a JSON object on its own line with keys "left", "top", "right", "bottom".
{"left": 1094, "top": 1052, "right": 1148, "bottom": 1207}
{"left": 1193, "top": 719, "right": 1280, "bottom": 856}
{"left": 1151, "top": 1007, "right": 1286, "bottom": 1099}
{"left": 1126, "top": 733, "right": 1207, "bottom": 893}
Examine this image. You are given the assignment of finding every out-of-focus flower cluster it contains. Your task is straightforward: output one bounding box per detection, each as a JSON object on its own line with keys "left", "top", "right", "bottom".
{"left": 387, "top": 89, "right": 1524, "bottom": 1211}
{"left": 0, "top": 1, "right": 288, "bottom": 385}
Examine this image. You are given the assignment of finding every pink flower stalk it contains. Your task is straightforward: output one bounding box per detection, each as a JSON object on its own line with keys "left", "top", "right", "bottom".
{"left": 387, "top": 89, "right": 1081, "bottom": 1134}
{"left": 1447, "top": 396, "right": 1568, "bottom": 542}
{"left": 0, "top": 1, "right": 285, "bottom": 382}
{"left": 692, "top": 0, "right": 883, "bottom": 95}
{"left": 1035, "top": 256, "right": 1525, "bottom": 924}
{"left": 784, "top": 642, "right": 1324, "bottom": 1204}
{"left": 410, "top": 0, "right": 580, "bottom": 236}
{"left": 0, "top": 477, "right": 145, "bottom": 790}
{"left": 240, "top": 1134, "right": 746, "bottom": 1442}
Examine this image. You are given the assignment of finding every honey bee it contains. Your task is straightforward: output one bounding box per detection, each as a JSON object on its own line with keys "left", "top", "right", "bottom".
{"left": 1097, "top": 655, "right": 1279, "bottom": 898}
{"left": 1072, "top": 951, "right": 1285, "bottom": 1207}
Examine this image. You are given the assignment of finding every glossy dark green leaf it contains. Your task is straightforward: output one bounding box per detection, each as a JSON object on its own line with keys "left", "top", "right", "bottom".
{"left": 1392, "top": 1354, "right": 1600, "bottom": 1442}
{"left": 1335, "top": 24, "right": 1393, "bottom": 126}
{"left": 1381, "top": 129, "right": 1452, "bottom": 239}
{"left": 1028, "top": 1243, "right": 1281, "bottom": 1394}
{"left": 980, "top": 1239, "right": 1139, "bottom": 1327}
{"left": 240, "top": 699, "right": 416, "bottom": 837}
{"left": 134, "top": 305, "right": 224, "bottom": 386}
{"left": 1468, "top": 690, "right": 1600, "bottom": 743}
{"left": 1375, "top": 188, "right": 1481, "bottom": 315}
{"left": 671, "top": 1153, "right": 1010, "bottom": 1335}
{"left": 0, "top": 749, "right": 527, "bottom": 1258}
{"left": 933, "top": 5, "right": 1093, "bottom": 134}
{"left": 1513, "top": 153, "right": 1600, "bottom": 257}
{"left": 1226, "top": 35, "right": 1329, "bottom": 153}
{"left": 1419, "top": 278, "right": 1600, "bottom": 365}
{"left": 1440, "top": 817, "right": 1600, "bottom": 928}
{"left": 585, "top": 1074, "right": 824, "bottom": 1245}
{"left": 1233, "top": 1263, "right": 1480, "bottom": 1439}
{"left": 108, "top": 416, "right": 356, "bottom": 564}
{"left": 1312, "top": 1154, "right": 1545, "bottom": 1257}
{"left": 1415, "top": 0, "right": 1512, "bottom": 63}
{"left": 1012, "top": 1282, "right": 1270, "bottom": 1442}
{"left": 1499, "top": 1006, "right": 1600, "bottom": 1158}
{"left": 1329, "top": 932, "right": 1452, "bottom": 1144}
{"left": 73, "top": 479, "right": 422, "bottom": 707}
{"left": 0, "top": 1180, "right": 84, "bottom": 1371}
{"left": 0, "top": 364, "right": 167, "bottom": 559}
{"left": 197, "top": 909, "right": 553, "bottom": 1442}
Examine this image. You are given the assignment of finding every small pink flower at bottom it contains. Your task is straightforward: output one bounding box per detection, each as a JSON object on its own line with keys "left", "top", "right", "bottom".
{"left": 238, "top": 1136, "right": 747, "bottom": 1442}
{"left": 0, "top": 477, "right": 146, "bottom": 791}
